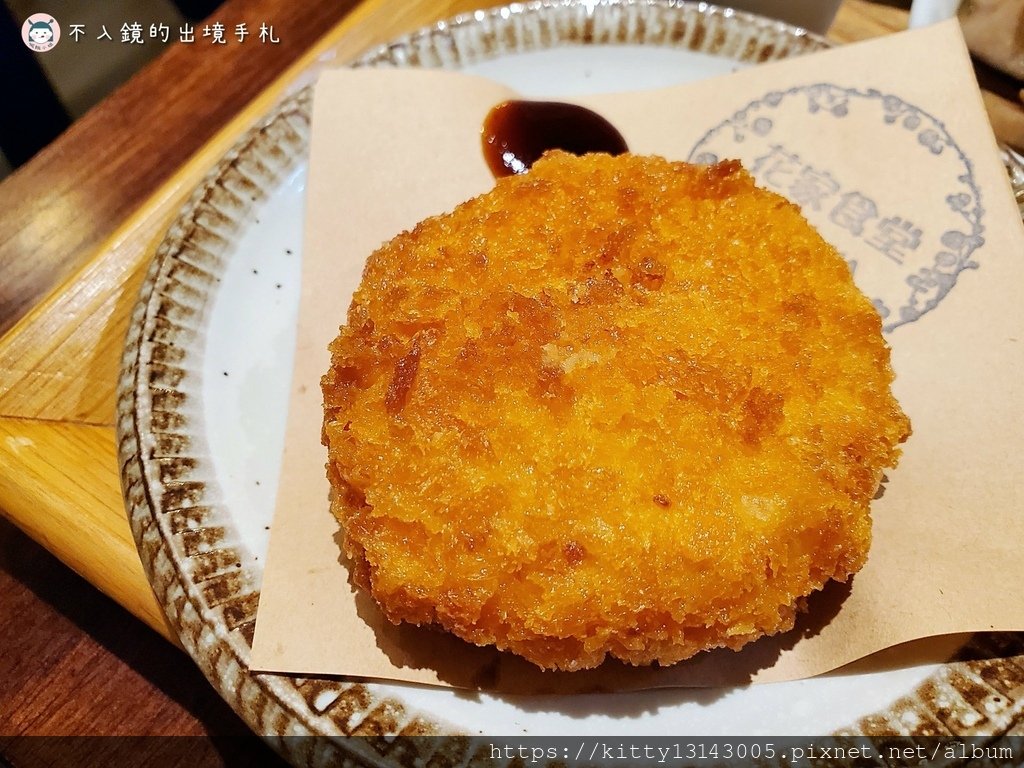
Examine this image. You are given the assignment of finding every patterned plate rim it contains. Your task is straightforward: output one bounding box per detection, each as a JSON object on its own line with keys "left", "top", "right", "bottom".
{"left": 116, "top": 1, "right": 1024, "bottom": 764}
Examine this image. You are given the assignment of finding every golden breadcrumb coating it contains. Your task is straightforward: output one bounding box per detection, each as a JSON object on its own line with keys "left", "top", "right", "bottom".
{"left": 322, "top": 152, "right": 910, "bottom": 672}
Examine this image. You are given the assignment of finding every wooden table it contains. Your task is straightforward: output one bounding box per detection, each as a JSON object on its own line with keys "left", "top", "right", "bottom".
{"left": 0, "top": 0, "right": 1013, "bottom": 758}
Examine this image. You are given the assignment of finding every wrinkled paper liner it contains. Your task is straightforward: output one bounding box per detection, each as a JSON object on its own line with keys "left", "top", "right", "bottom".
{"left": 251, "top": 20, "right": 1024, "bottom": 691}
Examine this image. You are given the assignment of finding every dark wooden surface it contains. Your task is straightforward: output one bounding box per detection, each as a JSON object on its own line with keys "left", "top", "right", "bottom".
{"left": 0, "top": 519, "right": 288, "bottom": 766}
{"left": 0, "top": 0, "right": 359, "bottom": 760}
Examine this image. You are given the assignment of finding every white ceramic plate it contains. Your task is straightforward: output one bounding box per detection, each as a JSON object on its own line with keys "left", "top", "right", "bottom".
{"left": 118, "top": 2, "right": 1024, "bottom": 764}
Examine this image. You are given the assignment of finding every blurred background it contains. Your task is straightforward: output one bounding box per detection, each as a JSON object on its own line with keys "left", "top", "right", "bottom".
{"left": 0, "top": 0, "right": 874, "bottom": 181}
{"left": 2, "top": 0, "right": 221, "bottom": 178}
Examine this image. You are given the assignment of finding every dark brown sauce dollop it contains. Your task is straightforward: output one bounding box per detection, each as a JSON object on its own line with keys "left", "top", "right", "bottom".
{"left": 481, "top": 100, "right": 628, "bottom": 178}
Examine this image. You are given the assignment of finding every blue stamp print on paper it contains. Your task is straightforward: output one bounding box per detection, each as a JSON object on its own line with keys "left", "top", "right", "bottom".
{"left": 689, "top": 83, "right": 984, "bottom": 333}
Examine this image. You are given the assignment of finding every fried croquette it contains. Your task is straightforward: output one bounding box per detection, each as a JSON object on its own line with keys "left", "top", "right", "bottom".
{"left": 322, "top": 152, "right": 910, "bottom": 672}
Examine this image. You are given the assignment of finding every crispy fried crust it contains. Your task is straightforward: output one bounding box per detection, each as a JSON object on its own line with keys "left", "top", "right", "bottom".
{"left": 322, "top": 152, "right": 910, "bottom": 671}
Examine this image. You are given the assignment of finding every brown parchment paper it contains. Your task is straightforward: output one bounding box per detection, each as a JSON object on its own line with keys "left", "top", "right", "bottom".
{"left": 250, "top": 20, "right": 1024, "bottom": 691}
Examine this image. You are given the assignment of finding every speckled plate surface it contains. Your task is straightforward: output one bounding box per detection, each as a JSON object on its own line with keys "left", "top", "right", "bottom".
{"left": 117, "top": 1, "right": 1024, "bottom": 764}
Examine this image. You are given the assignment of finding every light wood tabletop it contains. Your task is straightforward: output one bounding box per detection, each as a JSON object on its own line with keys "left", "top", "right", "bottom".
{"left": 0, "top": 0, "right": 1016, "bottom": 751}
